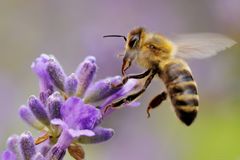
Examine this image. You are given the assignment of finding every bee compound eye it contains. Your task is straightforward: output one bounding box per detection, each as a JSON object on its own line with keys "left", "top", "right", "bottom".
{"left": 129, "top": 35, "right": 139, "bottom": 48}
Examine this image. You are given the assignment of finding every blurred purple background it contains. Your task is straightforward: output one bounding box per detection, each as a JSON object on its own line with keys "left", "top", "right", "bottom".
{"left": 0, "top": 0, "right": 239, "bottom": 159}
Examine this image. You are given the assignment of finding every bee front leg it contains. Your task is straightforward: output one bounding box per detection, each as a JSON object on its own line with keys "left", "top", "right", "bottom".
{"left": 147, "top": 91, "right": 167, "bottom": 118}
{"left": 104, "top": 69, "right": 157, "bottom": 113}
{"left": 112, "top": 69, "right": 151, "bottom": 88}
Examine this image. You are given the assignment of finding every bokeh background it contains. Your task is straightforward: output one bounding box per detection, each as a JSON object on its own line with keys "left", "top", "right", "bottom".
{"left": 0, "top": 0, "right": 240, "bottom": 159}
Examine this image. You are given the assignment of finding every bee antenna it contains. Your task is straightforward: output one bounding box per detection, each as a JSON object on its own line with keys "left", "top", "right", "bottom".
{"left": 103, "top": 35, "right": 127, "bottom": 41}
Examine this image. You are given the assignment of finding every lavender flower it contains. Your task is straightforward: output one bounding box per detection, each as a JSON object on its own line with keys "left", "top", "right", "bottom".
{"left": 75, "top": 56, "right": 97, "bottom": 97}
{"left": 47, "top": 97, "right": 102, "bottom": 158}
{"left": 2, "top": 54, "right": 141, "bottom": 160}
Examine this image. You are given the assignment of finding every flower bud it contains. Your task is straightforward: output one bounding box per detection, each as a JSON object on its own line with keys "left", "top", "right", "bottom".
{"left": 47, "top": 92, "right": 63, "bottom": 119}
{"left": 28, "top": 95, "right": 50, "bottom": 126}
{"left": 19, "top": 132, "right": 36, "bottom": 160}
{"left": 31, "top": 54, "right": 53, "bottom": 92}
{"left": 64, "top": 73, "right": 78, "bottom": 96}
{"left": 19, "top": 105, "right": 45, "bottom": 130}
{"left": 83, "top": 76, "right": 122, "bottom": 103}
{"left": 75, "top": 56, "right": 97, "bottom": 97}
{"left": 46, "top": 58, "right": 66, "bottom": 91}
{"left": 78, "top": 127, "right": 114, "bottom": 144}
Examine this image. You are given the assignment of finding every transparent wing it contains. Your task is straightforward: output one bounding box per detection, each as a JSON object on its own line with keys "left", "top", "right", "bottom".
{"left": 172, "top": 33, "right": 236, "bottom": 59}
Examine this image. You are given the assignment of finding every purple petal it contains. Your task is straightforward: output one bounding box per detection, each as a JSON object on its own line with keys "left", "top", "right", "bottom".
{"left": 60, "top": 97, "right": 84, "bottom": 124}
{"left": 31, "top": 54, "right": 53, "bottom": 92}
{"left": 19, "top": 131, "right": 36, "bottom": 160}
{"left": 19, "top": 105, "right": 45, "bottom": 130}
{"left": 54, "top": 129, "right": 74, "bottom": 150}
{"left": 68, "top": 129, "right": 95, "bottom": 138}
{"left": 28, "top": 95, "right": 50, "bottom": 126}
{"left": 61, "top": 97, "right": 102, "bottom": 130}
{"left": 46, "top": 57, "right": 66, "bottom": 91}
{"left": 75, "top": 56, "right": 97, "bottom": 97}
{"left": 1, "top": 150, "right": 16, "bottom": 160}
{"left": 83, "top": 76, "right": 122, "bottom": 103}
{"left": 64, "top": 73, "right": 78, "bottom": 96}
{"left": 78, "top": 127, "right": 114, "bottom": 144}
{"left": 47, "top": 92, "right": 63, "bottom": 119}
{"left": 51, "top": 119, "right": 67, "bottom": 129}
{"left": 50, "top": 128, "right": 94, "bottom": 155}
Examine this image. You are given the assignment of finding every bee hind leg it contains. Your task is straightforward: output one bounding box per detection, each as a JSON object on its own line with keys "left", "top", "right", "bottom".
{"left": 112, "top": 69, "right": 151, "bottom": 88}
{"left": 147, "top": 91, "right": 167, "bottom": 118}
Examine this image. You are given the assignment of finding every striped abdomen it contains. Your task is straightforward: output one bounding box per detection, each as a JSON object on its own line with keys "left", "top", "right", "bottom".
{"left": 160, "top": 59, "right": 199, "bottom": 126}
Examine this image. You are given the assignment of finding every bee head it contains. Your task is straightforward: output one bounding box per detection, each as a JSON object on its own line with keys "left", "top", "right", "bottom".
{"left": 118, "top": 27, "right": 146, "bottom": 76}
{"left": 103, "top": 27, "right": 146, "bottom": 76}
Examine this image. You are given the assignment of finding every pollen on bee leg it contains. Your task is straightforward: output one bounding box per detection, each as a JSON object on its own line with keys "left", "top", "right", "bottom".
{"left": 35, "top": 132, "right": 50, "bottom": 145}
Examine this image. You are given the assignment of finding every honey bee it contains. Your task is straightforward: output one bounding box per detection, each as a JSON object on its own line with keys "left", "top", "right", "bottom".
{"left": 103, "top": 27, "right": 236, "bottom": 126}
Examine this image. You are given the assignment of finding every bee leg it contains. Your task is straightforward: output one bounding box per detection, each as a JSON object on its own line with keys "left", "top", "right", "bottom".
{"left": 147, "top": 91, "right": 167, "bottom": 118}
{"left": 103, "top": 98, "right": 127, "bottom": 113}
{"left": 104, "top": 69, "right": 157, "bottom": 113}
{"left": 112, "top": 69, "right": 151, "bottom": 88}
